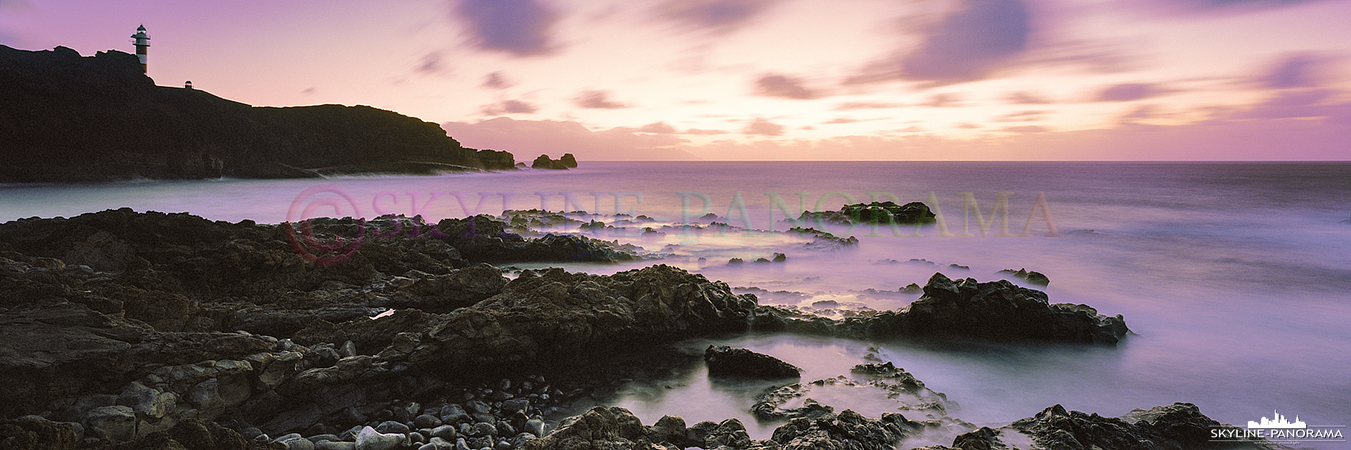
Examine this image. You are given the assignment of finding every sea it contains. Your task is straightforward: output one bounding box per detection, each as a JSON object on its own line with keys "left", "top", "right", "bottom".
{"left": 3, "top": 161, "right": 1349, "bottom": 449}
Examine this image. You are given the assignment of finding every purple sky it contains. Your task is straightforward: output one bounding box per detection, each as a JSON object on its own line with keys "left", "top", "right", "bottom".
{"left": 3, "top": 0, "right": 1350, "bottom": 160}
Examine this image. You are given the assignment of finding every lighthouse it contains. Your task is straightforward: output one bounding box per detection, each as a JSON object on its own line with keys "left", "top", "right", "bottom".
{"left": 131, "top": 25, "right": 150, "bottom": 73}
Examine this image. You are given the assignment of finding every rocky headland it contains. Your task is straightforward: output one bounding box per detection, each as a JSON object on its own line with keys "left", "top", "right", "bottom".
{"left": 0, "top": 210, "right": 1268, "bottom": 449}
{"left": 0, "top": 45, "right": 518, "bottom": 182}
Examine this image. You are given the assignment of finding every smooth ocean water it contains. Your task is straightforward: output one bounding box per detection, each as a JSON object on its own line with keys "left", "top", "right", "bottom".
{"left": 3, "top": 161, "right": 1349, "bottom": 448}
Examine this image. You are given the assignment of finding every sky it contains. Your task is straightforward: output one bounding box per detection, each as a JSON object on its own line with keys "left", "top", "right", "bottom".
{"left": 2, "top": 0, "right": 1350, "bottom": 161}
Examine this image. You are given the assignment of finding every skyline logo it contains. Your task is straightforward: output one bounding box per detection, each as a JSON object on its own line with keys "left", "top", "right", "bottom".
{"left": 1247, "top": 410, "right": 1306, "bottom": 429}
{"left": 1211, "top": 410, "right": 1345, "bottom": 445}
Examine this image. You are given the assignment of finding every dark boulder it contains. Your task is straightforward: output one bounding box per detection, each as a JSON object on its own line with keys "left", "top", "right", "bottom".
{"left": 1011, "top": 403, "right": 1277, "bottom": 450}
{"left": 703, "top": 345, "right": 801, "bottom": 379}
{"left": 769, "top": 410, "right": 921, "bottom": 450}
{"left": 755, "top": 273, "right": 1129, "bottom": 344}
{"left": 789, "top": 227, "right": 859, "bottom": 247}
{"left": 530, "top": 155, "right": 569, "bottom": 170}
{"left": 865, "top": 273, "right": 1125, "bottom": 343}
{"left": 798, "top": 201, "right": 936, "bottom": 226}
{"left": 851, "top": 362, "right": 925, "bottom": 393}
{"left": 751, "top": 396, "right": 833, "bottom": 422}
{"left": 646, "top": 415, "right": 687, "bottom": 447}
{"left": 392, "top": 264, "right": 509, "bottom": 312}
{"left": 753, "top": 364, "right": 951, "bottom": 424}
{"left": 522, "top": 406, "right": 649, "bottom": 450}
{"left": 0, "top": 415, "right": 81, "bottom": 450}
{"left": 405, "top": 265, "right": 760, "bottom": 371}
{"left": 559, "top": 153, "right": 578, "bottom": 169}
{"left": 434, "top": 216, "right": 635, "bottom": 263}
{"left": 948, "top": 426, "right": 1004, "bottom": 450}
{"left": 0, "top": 297, "right": 274, "bottom": 419}
{"left": 999, "top": 268, "right": 1049, "bottom": 286}
{"left": 1123, "top": 403, "right": 1257, "bottom": 449}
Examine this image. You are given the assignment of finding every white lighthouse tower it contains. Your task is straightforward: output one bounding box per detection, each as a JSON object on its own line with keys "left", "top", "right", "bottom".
{"left": 131, "top": 25, "right": 150, "bottom": 73}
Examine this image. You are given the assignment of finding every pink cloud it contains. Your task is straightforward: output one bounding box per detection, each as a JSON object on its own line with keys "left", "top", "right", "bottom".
{"left": 921, "top": 93, "right": 963, "bottom": 107}
{"left": 995, "top": 110, "right": 1047, "bottom": 122}
{"left": 1143, "top": 0, "right": 1334, "bottom": 16}
{"left": 755, "top": 73, "right": 818, "bottom": 99}
{"left": 1257, "top": 53, "right": 1330, "bottom": 89}
{"left": 482, "top": 71, "right": 513, "bottom": 89}
{"left": 640, "top": 122, "right": 677, "bottom": 133}
{"left": 1005, "top": 91, "right": 1051, "bottom": 104}
{"left": 743, "top": 117, "right": 785, "bottom": 136}
{"left": 849, "top": 0, "right": 1032, "bottom": 86}
{"left": 575, "top": 90, "right": 627, "bottom": 109}
{"left": 1001, "top": 125, "right": 1049, "bottom": 133}
{"left": 655, "top": 0, "right": 778, "bottom": 35}
{"left": 414, "top": 52, "right": 446, "bottom": 75}
{"left": 1230, "top": 89, "right": 1346, "bottom": 120}
{"left": 835, "top": 101, "right": 906, "bottom": 110}
{"left": 1095, "top": 83, "right": 1163, "bottom": 102}
{"left": 451, "top": 0, "right": 560, "bottom": 57}
{"left": 481, "top": 99, "right": 537, "bottom": 115}
{"left": 1117, "top": 104, "right": 1160, "bottom": 124}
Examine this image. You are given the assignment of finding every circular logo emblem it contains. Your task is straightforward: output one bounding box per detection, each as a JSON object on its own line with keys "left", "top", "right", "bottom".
{"left": 285, "top": 185, "right": 365, "bottom": 265}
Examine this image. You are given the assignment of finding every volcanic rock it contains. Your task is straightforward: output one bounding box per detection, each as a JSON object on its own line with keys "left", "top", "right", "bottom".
{"left": 703, "top": 346, "right": 801, "bottom": 379}
{"left": 999, "top": 268, "right": 1050, "bottom": 286}
{"left": 754, "top": 272, "right": 1129, "bottom": 344}
{"left": 530, "top": 155, "right": 569, "bottom": 170}
{"left": 798, "top": 201, "right": 936, "bottom": 226}
{"left": 1007, "top": 403, "right": 1277, "bottom": 450}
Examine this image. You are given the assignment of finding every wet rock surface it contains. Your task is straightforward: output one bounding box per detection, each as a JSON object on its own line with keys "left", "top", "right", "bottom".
{"left": 798, "top": 201, "right": 936, "bottom": 226}
{"left": 0, "top": 210, "right": 1249, "bottom": 450}
{"left": 0, "top": 210, "right": 672, "bottom": 448}
{"left": 754, "top": 272, "right": 1129, "bottom": 344}
{"left": 999, "top": 268, "right": 1050, "bottom": 286}
{"left": 523, "top": 405, "right": 948, "bottom": 450}
{"left": 750, "top": 355, "right": 959, "bottom": 428}
{"left": 703, "top": 346, "right": 801, "bottom": 379}
{"left": 910, "top": 403, "right": 1277, "bottom": 450}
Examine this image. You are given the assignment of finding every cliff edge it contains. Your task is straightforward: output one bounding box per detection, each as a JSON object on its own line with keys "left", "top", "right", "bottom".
{"left": 0, "top": 45, "right": 517, "bottom": 182}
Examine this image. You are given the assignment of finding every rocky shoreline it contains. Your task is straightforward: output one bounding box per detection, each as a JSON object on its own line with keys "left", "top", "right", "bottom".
{"left": 0, "top": 210, "right": 1270, "bottom": 449}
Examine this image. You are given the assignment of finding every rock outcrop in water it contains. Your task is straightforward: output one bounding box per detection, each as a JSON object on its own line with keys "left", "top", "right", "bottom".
{"left": 798, "top": 201, "right": 936, "bottom": 226}
{"left": 999, "top": 268, "right": 1050, "bottom": 286}
{"left": 704, "top": 345, "right": 801, "bottom": 379}
{"left": 530, "top": 154, "right": 577, "bottom": 170}
{"left": 559, "top": 153, "right": 578, "bottom": 169}
{"left": 0, "top": 45, "right": 516, "bottom": 182}
{"left": 754, "top": 272, "right": 1129, "bottom": 344}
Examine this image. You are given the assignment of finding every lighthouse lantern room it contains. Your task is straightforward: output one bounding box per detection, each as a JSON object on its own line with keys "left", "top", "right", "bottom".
{"left": 131, "top": 25, "right": 150, "bottom": 73}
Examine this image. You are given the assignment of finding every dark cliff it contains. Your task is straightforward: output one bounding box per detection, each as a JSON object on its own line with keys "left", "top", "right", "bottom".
{"left": 0, "top": 45, "right": 517, "bottom": 182}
